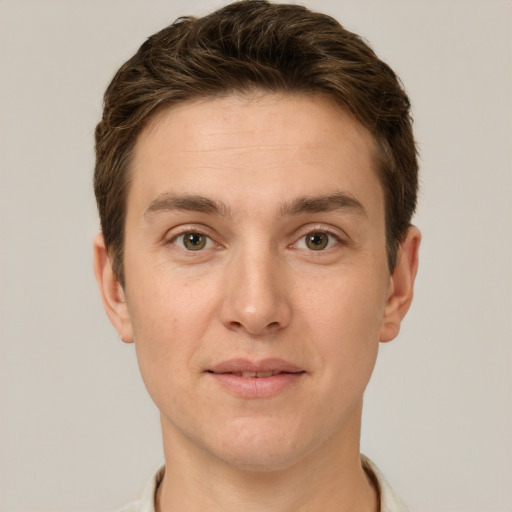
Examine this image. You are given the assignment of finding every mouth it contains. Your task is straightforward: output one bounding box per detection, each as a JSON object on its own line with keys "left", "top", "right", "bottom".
{"left": 206, "top": 359, "right": 305, "bottom": 398}
{"left": 226, "top": 370, "right": 284, "bottom": 378}
{"left": 207, "top": 358, "right": 304, "bottom": 376}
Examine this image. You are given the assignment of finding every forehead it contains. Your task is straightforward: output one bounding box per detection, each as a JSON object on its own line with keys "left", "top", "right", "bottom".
{"left": 129, "top": 92, "right": 382, "bottom": 220}
{"left": 136, "top": 91, "right": 376, "bottom": 160}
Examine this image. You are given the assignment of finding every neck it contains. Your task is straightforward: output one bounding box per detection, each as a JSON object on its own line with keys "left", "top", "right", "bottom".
{"left": 155, "top": 407, "right": 378, "bottom": 512}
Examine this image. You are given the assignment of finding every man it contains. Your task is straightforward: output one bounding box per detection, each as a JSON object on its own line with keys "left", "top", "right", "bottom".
{"left": 93, "top": 1, "right": 420, "bottom": 510}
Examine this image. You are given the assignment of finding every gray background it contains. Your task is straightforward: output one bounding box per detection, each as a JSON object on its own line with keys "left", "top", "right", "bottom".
{"left": 0, "top": 1, "right": 511, "bottom": 511}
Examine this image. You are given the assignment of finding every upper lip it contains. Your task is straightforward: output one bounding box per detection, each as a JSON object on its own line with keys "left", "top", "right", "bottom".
{"left": 208, "top": 358, "right": 304, "bottom": 374}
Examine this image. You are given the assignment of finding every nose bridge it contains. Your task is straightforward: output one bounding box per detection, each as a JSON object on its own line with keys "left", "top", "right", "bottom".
{"left": 221, "top": 238, "right": 291, "bottom": 335}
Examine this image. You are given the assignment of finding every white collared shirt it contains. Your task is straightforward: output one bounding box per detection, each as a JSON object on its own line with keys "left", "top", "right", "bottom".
{"left": 118, "top": 455, "right": 408, "bottom": 512}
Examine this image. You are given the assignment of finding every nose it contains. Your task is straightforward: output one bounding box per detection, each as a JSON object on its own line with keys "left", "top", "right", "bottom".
{"left": 219, "top": 245, "right": 292, "bottom": 337}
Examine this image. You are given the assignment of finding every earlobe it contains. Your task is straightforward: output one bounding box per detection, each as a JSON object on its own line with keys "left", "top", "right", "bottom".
{"left": 379, "top": 226, "right": 421, "bottom": 343}
{"left": 93, "top": 233, "right": 134, "bottom": 343}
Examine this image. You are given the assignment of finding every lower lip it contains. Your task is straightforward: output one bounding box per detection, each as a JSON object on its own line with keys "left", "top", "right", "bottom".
{"left": 208, "top": 372, "right": 304, "bottom": 398}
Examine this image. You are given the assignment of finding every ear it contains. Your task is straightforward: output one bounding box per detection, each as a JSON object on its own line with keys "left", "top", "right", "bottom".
{"left": 379, "top": 226, "right": 421, "bottom": 343}
{"left": 93, "top": 233, "right": 134, "bottom": 343}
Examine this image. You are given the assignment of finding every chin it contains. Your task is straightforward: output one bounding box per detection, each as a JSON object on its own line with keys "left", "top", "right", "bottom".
{"left": 206, "top": 419, "right": 316, "bottom": 473}
{"left": 216, "top": 445, "right": 306, "bottom": 473}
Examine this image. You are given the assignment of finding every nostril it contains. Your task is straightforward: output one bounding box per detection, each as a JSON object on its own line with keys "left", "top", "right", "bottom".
{"left": 220, "top": 291, "right": 292, "bottom": 335}
{"left": 225, "top": 319, "right": 282, "bottom": 335}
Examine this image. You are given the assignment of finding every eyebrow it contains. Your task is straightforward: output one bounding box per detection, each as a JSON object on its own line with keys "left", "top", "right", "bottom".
{"left": 145, "top": 193, "right": 231, "bottom": 218}
{"left": 144, "top": 191, "right": 367, "bottom": 219}
{"left": 280, "top": 192, "right": 367, "bottom": 218}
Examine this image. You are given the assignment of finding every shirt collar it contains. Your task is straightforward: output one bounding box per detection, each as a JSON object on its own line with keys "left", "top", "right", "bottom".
{"left": 129, "top": 455, "right": 407, "bottom": 512}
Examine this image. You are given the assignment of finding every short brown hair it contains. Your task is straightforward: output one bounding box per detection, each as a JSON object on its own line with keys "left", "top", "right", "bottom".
{"left": 94, "top": 0, "right": 418, "bottom": 286}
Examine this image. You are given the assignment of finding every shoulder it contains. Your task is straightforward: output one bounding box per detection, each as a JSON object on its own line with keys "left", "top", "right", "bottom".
{"left": 117, "top": 502, "right": 139, "bottom": 512}
{"left": 361, "top": 455, "right": 409, "bottom": 512}
{"left": 116, "top": 465, "right": 165, "bottom": 512}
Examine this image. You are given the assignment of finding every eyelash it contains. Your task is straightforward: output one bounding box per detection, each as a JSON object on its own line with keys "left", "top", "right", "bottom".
{"left": 168, "top": 230, "right": 216, "bottom": 251}
{"left": 167, "top": 226, "right": 344, "bottom": 252}
{"left": 292, "top": 229, "right": 342, "bottom": 251}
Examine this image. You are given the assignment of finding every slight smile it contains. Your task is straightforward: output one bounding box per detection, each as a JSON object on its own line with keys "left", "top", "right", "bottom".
{"left": 207, "top": 358, "right": 306, "bottom": 398}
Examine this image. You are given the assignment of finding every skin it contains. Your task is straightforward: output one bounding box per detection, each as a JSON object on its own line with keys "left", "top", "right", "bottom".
{"left": 94, "top": 92, "right": 420, "bottom": 512}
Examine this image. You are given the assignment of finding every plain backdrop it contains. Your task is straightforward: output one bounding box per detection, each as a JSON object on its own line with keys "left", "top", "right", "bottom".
{"left": 0, "top": 1, "right": 511, "bottom": 511}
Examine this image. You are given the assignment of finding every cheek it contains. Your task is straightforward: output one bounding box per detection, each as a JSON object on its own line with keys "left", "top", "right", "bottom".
{"left": 300, "top": 269, "right": 386, "bottom": 378}
{"left": 126, "top": 256, "right": 218, "bottom": 336}
{"left": 125, "top": 269, "right": 219, "bottom": 390}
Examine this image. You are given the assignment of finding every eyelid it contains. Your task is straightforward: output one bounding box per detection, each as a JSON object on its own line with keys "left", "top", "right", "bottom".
{"left": 164, "top": 225, "right": 220, "bottom": 249}
{"left": 291, "top": 224, "right": 347, "bottom": 250}
{"left": 174, "top": 233, "right": 215, "bottom": 250}
{"left": 163, "top": 223, "right": 347, "bottom": 250}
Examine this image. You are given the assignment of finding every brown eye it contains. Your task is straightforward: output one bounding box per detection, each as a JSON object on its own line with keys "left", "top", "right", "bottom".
{"left": 182, "top": 232, "right": 207, "bottom": 250}
{"left": 305, "top": 232, "right": 330, "bottom": 250}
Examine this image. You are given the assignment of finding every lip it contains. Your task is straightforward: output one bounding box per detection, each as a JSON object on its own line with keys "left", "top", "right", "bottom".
{"left": 207, "top": 358, "right": 305, "bottom": 399}
{"left": 209, "top": 358, "right": 303, "bottom": 374}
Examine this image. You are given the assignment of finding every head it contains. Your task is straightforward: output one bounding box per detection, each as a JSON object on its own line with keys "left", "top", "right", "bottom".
{"left": 94, "top": 0, "right": 418, "bottom": 288}
{"left": 93, "top": 0, "right": 421, "bottom": 474}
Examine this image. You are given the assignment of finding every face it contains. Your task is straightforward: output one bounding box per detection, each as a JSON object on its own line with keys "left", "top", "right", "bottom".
{"left": 97, "top": 92, "right": 417, "bottom": 472}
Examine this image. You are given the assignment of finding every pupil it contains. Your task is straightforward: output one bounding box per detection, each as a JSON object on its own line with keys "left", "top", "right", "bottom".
{"left": 185, "top": 233, "right": 206, "bottom": 250}
{"left": 307, "top": 233, "right": 328, "bottom": 250}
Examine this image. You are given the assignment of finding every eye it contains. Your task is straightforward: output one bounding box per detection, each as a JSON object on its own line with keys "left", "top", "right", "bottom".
{"left": 174, "top": 232, "right": 214, "bottom": 251}
{"left": 296, "top": 231, "right": 339, "bottom": 251}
